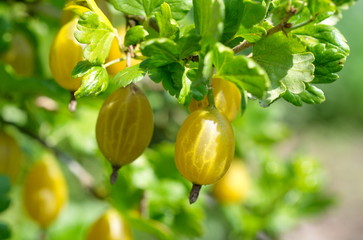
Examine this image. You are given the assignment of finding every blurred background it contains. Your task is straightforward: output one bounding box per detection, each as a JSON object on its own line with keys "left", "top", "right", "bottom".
{"left": 0, "top": 0, "right": 362, "bottom": 239}
{"left": 280, "top": 1, "right": 363, "bottom": 239}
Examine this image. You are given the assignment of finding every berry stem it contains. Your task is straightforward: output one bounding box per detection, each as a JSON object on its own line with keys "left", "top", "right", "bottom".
{"left": 104, "top": 57, "right": 127, "bottom": 68}
{"left": 39, "top": 228, "right": 47, "bottom": 240}
{"left": 189, "top": 184, "right": 202, "bottom": 204}
{"left": 207, "top": 79, "right": 215, "bottom": 108}
{"left": 68, "top": 91, "right": 77, "bottom": 112}
{"left": 110, "top": 165, "right": 121, "bottom": 184}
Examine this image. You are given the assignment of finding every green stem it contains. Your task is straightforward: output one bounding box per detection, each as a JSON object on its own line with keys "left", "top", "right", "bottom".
{"left": 103, "top": 57, "right": 127, "bottom": 68}
{"left": 39, "top": 228, "right": 47, "bottom": 240}
{"left": 207, "top": 79, "right": 215, "bottom": 108}
{"left": 126, "top": 46, "right": 132, "bottom": 68}
{"left": 287, "top": 17, "right": 316, "bottom": 32}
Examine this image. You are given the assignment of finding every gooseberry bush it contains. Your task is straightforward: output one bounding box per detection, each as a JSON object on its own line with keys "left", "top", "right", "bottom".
{"left": 0, "top": 0, "right": 356, "bottom": 239}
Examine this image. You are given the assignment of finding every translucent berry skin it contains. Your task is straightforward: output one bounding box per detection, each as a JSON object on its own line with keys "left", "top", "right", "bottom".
{"left": 0, "top": 131, "right": 23, "bottom": 183}
{"left": 49, "top": 17, "right": 84, "bottom": 91}
{"left": 174, "top": 108, "right": 235, "bottom": 185}
{"left": 189, "top": 78, "right": 242, "bottom": 122}
{"left": 23, "top": 154, "right": 68, "bottom": 228}
{"left": 86, "top": 209, "right": 132, "bottom": 240}
{"left": 96, "top": 84, "right": 154, "bottom": 168}
{"left": 212, "top": 160, "right": 250, "bottom": 204}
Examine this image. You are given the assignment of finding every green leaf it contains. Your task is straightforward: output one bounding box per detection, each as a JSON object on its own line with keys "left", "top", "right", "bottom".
{"left": 282, "top": 83, "right": 325, "bottom": 106}
{"left": 300, "top": 193, "right": 335, "bottom": 216}
{"left": 235, "top": 23, "right": 267, "bottom": 43}
{"left": 299, "top": 83, "right": 325, "bottom": 104}
{"left": 293, "top": 24, "right": 349, "bottom": 83}
{"left": 178, "top": 68, "right": 192, "bottom": 104}
{"left": 172, "top": 205, "right": 204, "bottom": 237}
{"left": 124, "top": 213, "right": 173, "bottom": 240}
{"left": 75, "top": 11, "right": 115, "bottom": 64}
{"left": 0, "top": 12, "right": 11, "bottom": 54}
{"left": 0, "top": 175, "right": 10, "bottom": 213}
{"left": 112, "top": 64, "right": 147, "bottom": 87}
{"left": 124, "top": 26, "right": 149, "bottom": 47}
{"left": 193, "top": 0, "right": 225, "bottom": 49}
{"left": 140, "top": 38, "right": 179, "bottom": 67}
{"left": 148, "top": 63, "right": 186, "bottom": 97}
{"left": 74, "top": 66, "right": 108, "bottom": 98}
{"left": 188, "top": 51, "right": 213, "bottom": 101}
{"left": 0, "top": 223, "right": 11, "bottom": 240}
{"left": 72, "top": 60, "right": 95, "bottom": 78}
{"left": 176, "top": 34, "right": 201, "bottom": 59}
{"left": 253, "top": 33, "right": 315, "bottom": 105}
{"left": 331, "top": 0, "right": 356, "bottom": 7}
{"left": 307, "top": 0, "right": 336, "bottom": 22}
{"left": 213, "top": 43, "right": 270, "bottom": 98}
{"left": 241, "top": 0, "right": 266, "bottom": 28}
{"left": 222, "top": 0, "right": 245, "bottom": 42}
{"left": 109, "top": 0, "right": 192, "bottom": 20}
{"left": 187, "top": 68, "right": 208, "bottom": 101}
{"left": 155, "top": 3, "right": 179, "bottom": 39}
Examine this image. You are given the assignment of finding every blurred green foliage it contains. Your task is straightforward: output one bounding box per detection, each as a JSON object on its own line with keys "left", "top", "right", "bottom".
{"left": 0, "top": 0, "right": 360, "bottom": 239}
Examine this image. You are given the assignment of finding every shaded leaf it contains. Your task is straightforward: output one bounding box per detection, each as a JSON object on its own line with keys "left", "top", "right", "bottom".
{"left": 193, "top": 0, "right": 225, "bottom": 49}
{"left": 148, "top": 63, "right": 186, "bottom": 97}
{"left": 140, "top": 38, "right": 179, "bottom": 67}
{"left": 222, "top": 0, "right": 245, "bottom": 42}
{"left": 177, "top": 34, "right": 201, "bottom": 59}
{"left": 241, "top": 0, "right": 266, "bottom": 28}
{"left": 0, "top": 176, "right": 10, "bottom": 214}
{"left": 0, "top": 223, "right": 11, "bottom": 240}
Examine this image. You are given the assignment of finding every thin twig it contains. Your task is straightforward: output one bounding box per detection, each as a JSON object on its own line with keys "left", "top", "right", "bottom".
{"left": 232, "top": 8, "right": 297, "bottom": 54}
{"left": 68, "top": 91, "right": 77, "bottom": 112}
{"left": 139, "top": 191, "right": 148, "bottom": 218}
{"left": 256, "top": 232, "right": 273, "bottom": 240}
{"left": 39, "top": 228, "right": 47, "bottom": 240}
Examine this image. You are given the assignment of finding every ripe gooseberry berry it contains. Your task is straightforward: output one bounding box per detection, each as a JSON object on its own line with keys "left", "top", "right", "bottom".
{"left": 212, "top": 160, "right": 250, "bottom": 204}
{"left": 23, "top": 153, "right": 68, "bottom": 228}
{"left": 189, "top": 78, "right": 242, "bottom": 122}
{"left": 174, "top": 107, "right": 235, "bottom": 203}
{"left": 86, "top": 209, "right": 132, "bottom": 240}
{"left": 0, "top": 131, "right": 23, "bottom": 183}
{"left": 95, "top": 84, "right": 154, "bottom": 184}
